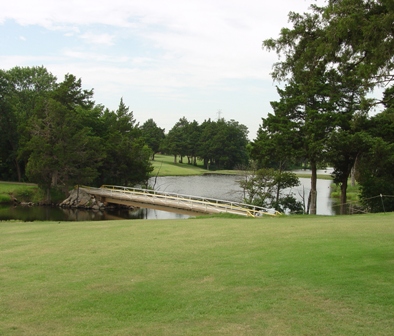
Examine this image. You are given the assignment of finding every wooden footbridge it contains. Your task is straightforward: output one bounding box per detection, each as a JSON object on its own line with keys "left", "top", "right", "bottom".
{"left": 79, "top": 185, "right": 281, "bottom": 217}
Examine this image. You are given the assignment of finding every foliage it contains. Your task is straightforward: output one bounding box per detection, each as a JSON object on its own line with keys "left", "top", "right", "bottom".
{"left": 162, "top": 117, "right": 249, "bottom": 170}
{"left": 0, "top": 66, "right": 57, "bottom": 181}
{"left": 321, "top": 0, "right": 394, "bottom": 88}
{"left": 239, "top": 167, "right": 303, "bottom": 213}
{"left": 260, "top": 1, "right": 394, "bottom": 214}
{"left": 140, "top": 118, "right": 165, "bottom": 160}
{"left": 0, "top": 67, "right": 153, "bottom": 196}
{"left": 357, "top": 137, "right": 394, "bottom": 212}
{"left": 1, "top": 65, "right": 250, "bottom": 194}
{"left": 163, "top": 117, "right": 190, "bottom": 163}
{"left": 262, "top": 9, "right": 345, "bottom": 214}
{"left": 197, "top": 118, "right": 249, "bottom": 170}
{"left": 96, "top": 99, "right": 153, "bottom": 186}
{"left": 24, "top": 74, "right": 102, "bottom": 200}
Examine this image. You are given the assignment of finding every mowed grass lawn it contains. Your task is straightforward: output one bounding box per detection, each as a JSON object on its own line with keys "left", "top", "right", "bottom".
{"left": 150, "top": 155, "right": 243, "bottom": 176}
{"left": 1, "top": 214, "right": 393, "bottom": 335}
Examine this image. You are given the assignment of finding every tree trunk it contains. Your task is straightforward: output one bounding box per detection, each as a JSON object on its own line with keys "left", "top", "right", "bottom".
{"left": 310, "top": 161, "right": 317, "bottom": 215}
{"left": 51, "top": 170, "right": 58, "bottom": 187}
{"left": 46, "top": 187, "right": 51, "bottom": 202}
{"left": 173, "top": 155, "right": 177, "bottom": 163}
{"left": 306, "top": 190, "right": 311, "bottom": 214}
{"left": 340, "top": 178, "right": 348, "bottom": 215}
{"left": 351, "top": 157, "right": 358, "bottom": 187}
{"left": 275, "top": 183, "right": 280, "bottom": 209}
{"left": 14, "top": 158, "right": 22, "bottom": 182}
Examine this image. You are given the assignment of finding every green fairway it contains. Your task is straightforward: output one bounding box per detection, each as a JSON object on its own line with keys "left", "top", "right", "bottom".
{"left": 150, "top": 155, "right": 330, "bottom": 179}
{"left": 151, "top": 154, "right": 208, "bottom": 176}
{"left": 1, "top": 214, "right": 393, "bottom": 335}
{"left": 150, "top": 154, "right": 243, "bottom": 176}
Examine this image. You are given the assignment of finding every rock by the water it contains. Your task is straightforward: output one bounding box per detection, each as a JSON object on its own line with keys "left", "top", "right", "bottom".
{"left": 60, "top": 189, "right": 98, "bottom": 209}
{"left": 60, "top": 188, "right": 135, "bottom": 210}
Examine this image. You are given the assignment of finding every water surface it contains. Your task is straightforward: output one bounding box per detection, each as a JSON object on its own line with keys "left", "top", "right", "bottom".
{"left": 1, "top": 174, "right": 336, "bottom": 221}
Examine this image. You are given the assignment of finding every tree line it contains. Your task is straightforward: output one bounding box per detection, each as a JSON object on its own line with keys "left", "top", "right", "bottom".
{"left": 162, "top": 117, "right": 249, "bottom": 170}
{"left": 249, "top": 0, "right": 394, "bottom": 214}
{"left": 0, "top": 66, "right": 249, "bottom": 200}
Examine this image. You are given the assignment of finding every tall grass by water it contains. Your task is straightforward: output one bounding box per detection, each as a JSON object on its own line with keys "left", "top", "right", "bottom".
{"left": 0, "top": 182, "right": 39, "bottom": 203}
{"left": 1, "top": 213, "right": 393, "bottom": 335}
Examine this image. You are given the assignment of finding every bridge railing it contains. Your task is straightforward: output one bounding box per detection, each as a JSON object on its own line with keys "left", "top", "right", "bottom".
{"left": 81, "top": 185, "right": 280, "bottom": 217}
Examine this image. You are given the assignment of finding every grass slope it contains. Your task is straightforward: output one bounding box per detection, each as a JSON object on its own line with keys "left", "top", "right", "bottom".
{"left": 1, "top": 214, "right": 393, "bottom": 335}
{"left": 150, "top": 155, "right": 242, "bottom": 177}
{"left": 0, "top": 182, "right": 39, "bottom": 203}
{"left": 151, "top": 155, "right": 208, "bottom": 176}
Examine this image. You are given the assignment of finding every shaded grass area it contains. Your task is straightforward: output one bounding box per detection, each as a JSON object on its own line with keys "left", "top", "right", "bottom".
{"left": 295, "top": 173, "right": 333, "bottom": 180}
{"left": 331, "top": 183, "right": 360, "bottom": 202}
{"left": 0, "top": 182, "right": 39, "bottom": 204}
{"left": 1, "top": 214, "right": 393, "bottom": 335}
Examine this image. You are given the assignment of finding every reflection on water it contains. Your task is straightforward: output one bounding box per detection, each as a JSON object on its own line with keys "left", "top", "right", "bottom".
{"left": 151, "top": 175, "right": 244, "bottom": 202}
{"left": 0, "top": 205, "right": 189, "bottom": 222}
{"left": 0, "top": 174, "right": 337, "bottom": 221}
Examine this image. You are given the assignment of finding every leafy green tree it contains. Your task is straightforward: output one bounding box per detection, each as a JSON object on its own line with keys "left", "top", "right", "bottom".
{"left": 97, "top": 99, "right": 152, "bottom": 186}
{"left": 0, "top": 71, "right": 16, "bottom": 180}
{"left": 262, "top": 7, "right": 369, "bottom": 214}
{"left": 197, "top": 119, "right": 217, "bottom": 169}
{"left": 141, "top": 118, "right": 165, "bottom": 160}
{"left": 163, "top": 117, "right": 189, "bottom": 163}
{"left": 184, "top": 120, "right": 201, "bottom": 165}
{"left": 239, "top": 167, "right": 303, "bottom": 213}
{"left": 356, "top": 92, "right": 394, "bottom": 212}
{"left": 252, "top": 97, "right": 302, "bottom": 172}
{"left": 25, "top": 75, "right": 101, "bottom": 200}
{"left": 196, "top": 119, "right": 249, "bottom": 170}
{"left": 321, "top": 0, "right": 394, "bottom": 89}
{"left": 263, "top": 10, "right": 331, "bottom": 214}
{"left": 211, "top": 119, "right": 249, "bottom": 169}
{"left": 357, "top": 137, "right": 394, "bottom": 213}
{"left": 1, "top": 66, "right": 57, "bottom": 181}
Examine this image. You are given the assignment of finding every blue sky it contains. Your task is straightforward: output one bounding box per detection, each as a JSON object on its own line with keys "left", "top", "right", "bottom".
{"left": 1, "top": 0, "right": 323, "bottom": 139}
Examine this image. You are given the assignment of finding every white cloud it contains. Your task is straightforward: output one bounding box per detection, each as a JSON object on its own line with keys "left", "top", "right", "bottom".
{"left": 79, "top": 32, "right": 115, "bottom": 45}
{"left": 1, "top": 0, "right": 326, "bottom": 137}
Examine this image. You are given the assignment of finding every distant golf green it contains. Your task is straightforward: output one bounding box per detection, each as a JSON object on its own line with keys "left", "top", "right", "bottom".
{"left": 1, "top": 213, "right": 393, "bottom": 335}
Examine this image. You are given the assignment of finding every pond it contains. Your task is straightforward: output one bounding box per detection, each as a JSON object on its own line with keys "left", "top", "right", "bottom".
{"left": 151, "top": 174, "right": 336, "bottom": 215}
{"left": 1, "top": 174, "right": 338, "bottom": 221}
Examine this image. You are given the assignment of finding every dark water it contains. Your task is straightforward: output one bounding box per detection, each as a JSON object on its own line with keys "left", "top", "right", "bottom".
{"left": 1, "top": 174, "right": 337, "bottom": 221}
{"left": 0, "top": 205, "right": 189, "bottom": 222}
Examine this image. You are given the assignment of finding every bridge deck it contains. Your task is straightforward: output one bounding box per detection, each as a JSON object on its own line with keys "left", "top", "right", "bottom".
{"left": 80, "top": 185, "right": 280, "bottom": 217}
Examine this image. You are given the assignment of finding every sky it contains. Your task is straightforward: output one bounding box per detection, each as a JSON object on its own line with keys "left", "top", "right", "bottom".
{"left": 1, "top": 0, "right": 324, "bottom": 139}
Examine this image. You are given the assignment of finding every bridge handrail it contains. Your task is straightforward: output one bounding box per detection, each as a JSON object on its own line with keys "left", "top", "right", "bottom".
{"left": 79, "top": 185, "right": 281, "bottom": 216}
